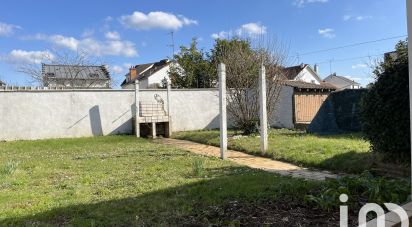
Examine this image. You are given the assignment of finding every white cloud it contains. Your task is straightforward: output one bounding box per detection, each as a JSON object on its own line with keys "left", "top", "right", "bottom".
{"left": 5, "top": 50, "right": 54, "bottom": 64}
{"left": 81, "top": 29, "right": 94, "bottom": 38}
{"left": 120, "top": 11, "right": 198, "bottom": 30}
{"left": 211, "top": 31, "right": 231, "bottom": 39}
{"left": 237, "top": 22, "right": 267, "bottom": 36}
{"left": 79, "top": 38, "right": 137, "bottom": 57}
{"left": 212, "top": 22, "right": 267, "bottom": 39}
{"left": 24, "top": 33, "right": 137, "bottom": 57}
{"left": 343, "top": 15, "right": 372, "bottom": 21}
{"left": 0, "top": 22, "right": 21, "bottom": 36}
{"left": 294, "top": 0, "right": 328, "bottom": 7}
{"left": 105, "top": 31, "right": 120, "bottom": 40}
{"left": 351, "top": 63, "right": 367, "bottom": 69}
{"left": 19, "top": 33, "right": 47, "bottom": 40}
{"left": 318, "top": 28, "right": 335, "bottom": 39}
{"left": 49, "top": 35, "right": 80, "bottom": 50}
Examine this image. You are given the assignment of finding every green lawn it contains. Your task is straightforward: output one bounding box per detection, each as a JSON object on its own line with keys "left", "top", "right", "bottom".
{"left": 0, "top": 136, "right": 321, "bottom": 226}
{"left": 0, "top": 136, "right": 408, "bottom": 226}
{"left": 172, "top": 129, "right": 373, "bottom": 174}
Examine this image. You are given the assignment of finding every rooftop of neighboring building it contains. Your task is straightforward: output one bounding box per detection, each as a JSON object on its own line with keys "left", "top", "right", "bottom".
{"left": 42, "top": 64, "right": 111, "bottom": 80}
{"left": 121, "top": 59, "right": 170, "bottom": 87}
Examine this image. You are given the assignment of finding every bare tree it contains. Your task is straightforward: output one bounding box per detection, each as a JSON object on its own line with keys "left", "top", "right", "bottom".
{"left": 212, "top": 36, "right": 288, "bottom": 134}
{"left": 17, "top": 50, "right": 111, "bottom": 88}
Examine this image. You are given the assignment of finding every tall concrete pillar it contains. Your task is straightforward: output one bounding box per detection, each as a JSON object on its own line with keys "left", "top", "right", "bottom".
{"left": 166, "top": 80, "right": 172, "bottom": 137}
{"left": 259, "top": 64, "right": 268, "bottom": 152}
{"left": 218, "top": 63, "right": 227, "bottom": 159}
{"left": 134, "top": 80, "right": 140, "bottom": 137}
{"left": 407, "top": 0, "right": 412, "bottom": 193}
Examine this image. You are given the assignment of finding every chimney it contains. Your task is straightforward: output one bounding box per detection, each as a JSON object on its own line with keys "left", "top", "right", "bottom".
{"left": 129, "top": 67, "right": 137, "bottom": 81}
{"left": 314, "top": 64, "right": 319, "bottom": 73}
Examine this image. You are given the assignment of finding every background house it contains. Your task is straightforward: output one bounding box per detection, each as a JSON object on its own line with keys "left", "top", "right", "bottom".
{"left": 283, "top": 63, "right": 322, "bottom": 84}
{"left": 42, "top": 64, "right": 111, "bottom": 88}
{"left": 0, "top": 80, "right": 5, "bottom": 87}
{"left": 121, "top": 59, "right": 171, "bottom": 89}
{"left": 323, "top": 73, "right": 361, "bottom": 90}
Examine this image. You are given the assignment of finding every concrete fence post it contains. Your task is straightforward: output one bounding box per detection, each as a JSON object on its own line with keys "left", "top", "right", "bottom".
{"left": 259, "top": 64, "right": 268, "bottom": 152}
{"left": 407, "top": 0, "right": 412, "bottom": 194}
{"left": 166, "top": 80, "right": 172, "bottom": 137}
{"left": 134, "top": 80, "right": 140, "bottom": 138}
{"left": 218, "top": 63, "right": 227, "bottom": 159}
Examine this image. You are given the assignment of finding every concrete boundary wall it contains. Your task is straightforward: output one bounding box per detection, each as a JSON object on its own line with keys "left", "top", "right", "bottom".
{"left": 0, "top": 88, "right": 292, "bottom": 141}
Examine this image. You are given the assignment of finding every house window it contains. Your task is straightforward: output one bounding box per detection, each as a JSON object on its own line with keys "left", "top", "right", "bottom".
{"left": 311, "top": 80, "right": 316, "bottom": 84}
{"left": 46, "top": 72, "right": 55, "bottom": 77}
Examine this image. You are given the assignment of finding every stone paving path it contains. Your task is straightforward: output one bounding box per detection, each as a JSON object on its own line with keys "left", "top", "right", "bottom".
{"left": 158, "top": 138, "right": 340, "bottom": 181}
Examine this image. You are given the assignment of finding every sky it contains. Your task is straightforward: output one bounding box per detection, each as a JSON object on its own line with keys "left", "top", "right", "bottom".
{"left": 0, "top": 0, "right": 407, "bottom": 87}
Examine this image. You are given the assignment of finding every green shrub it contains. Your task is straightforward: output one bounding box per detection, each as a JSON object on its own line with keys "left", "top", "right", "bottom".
{"left": 360, "top": 40, "right": 410, "bottom": 160}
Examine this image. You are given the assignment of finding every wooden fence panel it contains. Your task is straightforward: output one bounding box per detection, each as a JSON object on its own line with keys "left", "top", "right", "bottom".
{"left": 294, "top": 91, "right": 329, "bottom": 124}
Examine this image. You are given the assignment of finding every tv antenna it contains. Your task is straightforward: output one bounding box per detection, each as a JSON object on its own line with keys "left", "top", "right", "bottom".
{"left": 167, "top": 31, "right": 175, "bottom": 59}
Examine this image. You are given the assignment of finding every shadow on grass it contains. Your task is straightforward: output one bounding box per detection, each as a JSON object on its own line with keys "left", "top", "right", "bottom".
{"left": 318, "top": 151, "right": 375, "bottom": 174}
{"left": 0, "top": 166, "right": 345, "bottom": 226}
{"left": 311, "top": 133, "right": 365, "bottom": 140}
{"left": 190, "top": 129, "right": 366, "bottom": 143}
{"left": 175, "top": 130, "right": 373, "bottom": 172}
{"left": 318, "top": 150, "right": 412, "bottom": 176}
{"left": 269, "top": 130, "right": 365, "bottom": 140}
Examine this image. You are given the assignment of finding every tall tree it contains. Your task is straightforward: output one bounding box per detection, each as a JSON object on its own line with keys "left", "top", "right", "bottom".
{"left": 210, "top": 38, "right": 253, "bottom": 67}
{"left": 168, "top": 38, "right": 216, "bottom": 88}
{"left": 210, "top": 37, "right": 287, "bottom": 134}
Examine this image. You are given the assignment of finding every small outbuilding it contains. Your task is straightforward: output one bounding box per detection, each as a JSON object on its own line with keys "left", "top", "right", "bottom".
{"left": 283, "top": 80, "right": 336, "bottom": 127}
{"left": 272, "top": 64, "right": 337, "bottom": 129}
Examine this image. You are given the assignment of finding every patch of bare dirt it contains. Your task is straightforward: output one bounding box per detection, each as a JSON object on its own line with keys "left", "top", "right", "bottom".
{"left": 179, "top": 199, "right": 358, "bottom": 226}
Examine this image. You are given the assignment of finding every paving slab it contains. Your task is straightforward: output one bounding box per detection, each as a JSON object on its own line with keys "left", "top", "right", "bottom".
{"left": 158, "top": 138, "right": 341, "bottom": 181}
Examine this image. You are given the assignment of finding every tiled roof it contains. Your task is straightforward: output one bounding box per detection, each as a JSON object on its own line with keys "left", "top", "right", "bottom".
{"left": 324, "top": 74, "right": 361, "bottom": 86}
{"left": 139, "top": 60, "right": 169, "bottom": 80}
{"left": 134, "top": 63, "right": 153, "bottom": 75}
{"left": 282, "top": 64, "right": 307, "bottom": 80}
{"left": 284, "top": 80, "right": 337, "bottom": 90}
{"left": 42, "top": 64, "right": 110, "bottom": 80}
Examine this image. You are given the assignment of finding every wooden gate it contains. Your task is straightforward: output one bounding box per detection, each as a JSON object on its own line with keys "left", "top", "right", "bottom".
{"left": 294, "top": 91, "right": 329, "bottom": 124}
